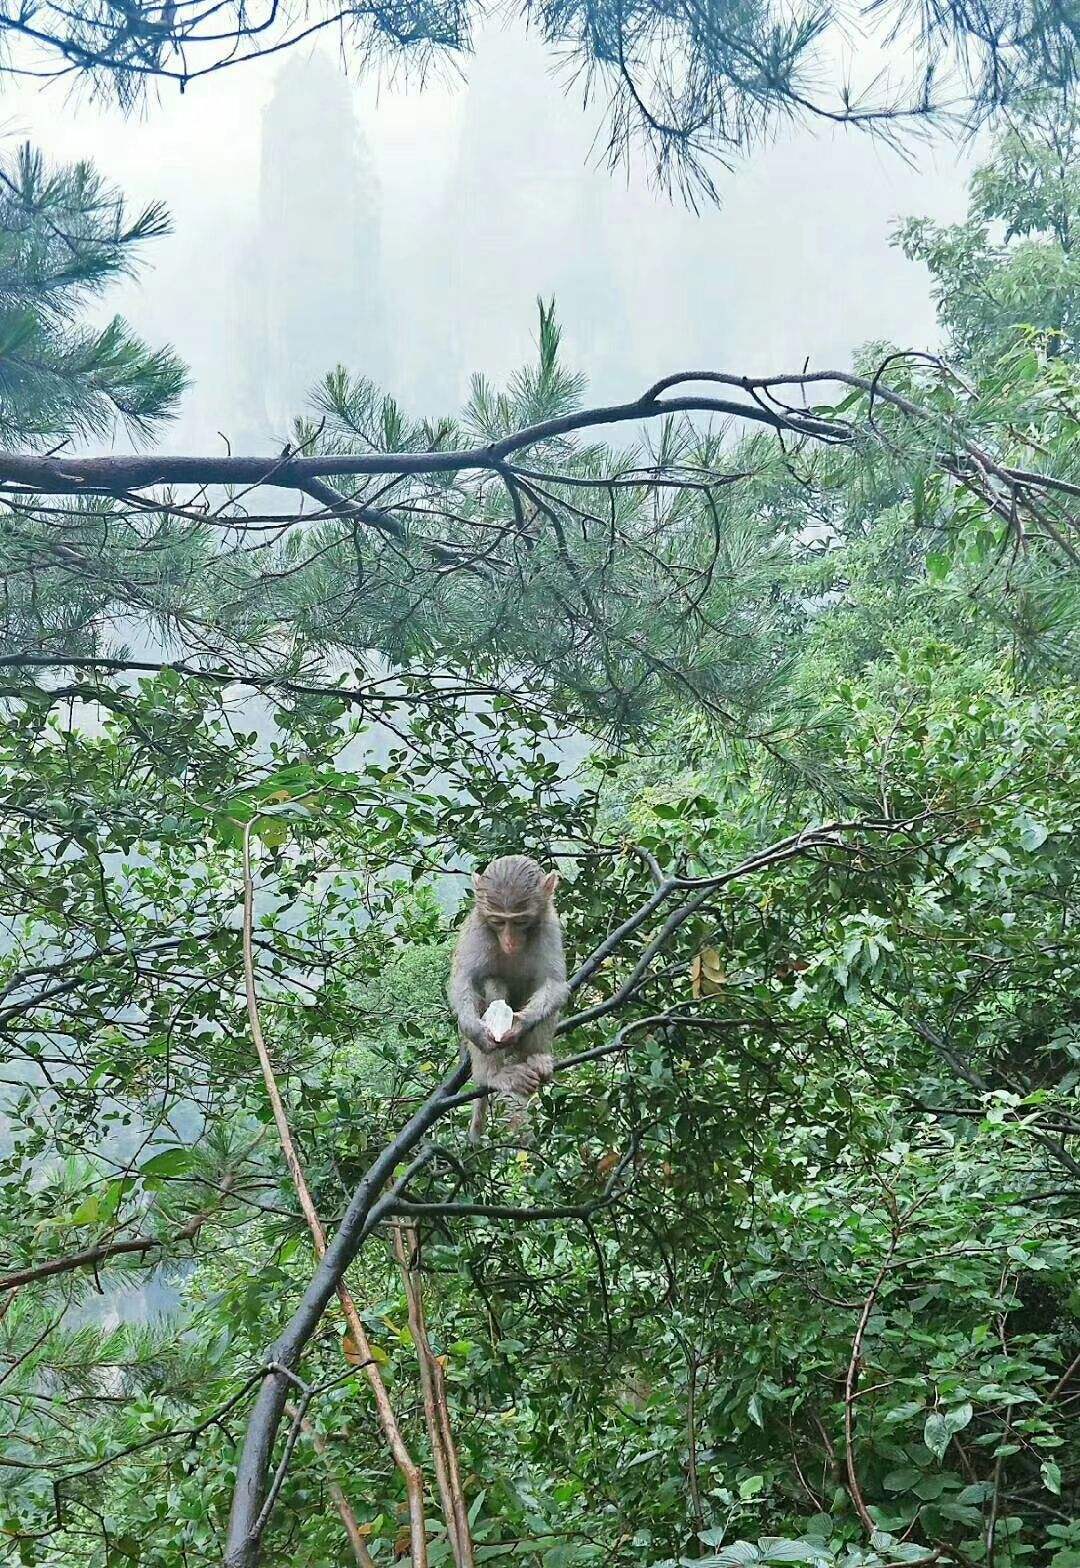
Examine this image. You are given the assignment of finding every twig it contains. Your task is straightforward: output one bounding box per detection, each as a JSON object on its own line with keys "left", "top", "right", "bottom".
{"left": 237, "top": 821, "right": 428, "bottom": 1568}
{"left": 0, "top": 1183, "right": 232, "bottom": 1292}
{"left": 392, "top": 1225, "right": 474, "bottom": 1568}
{"left": 285, "top": 1402, "right": 377, "bottom": 1568}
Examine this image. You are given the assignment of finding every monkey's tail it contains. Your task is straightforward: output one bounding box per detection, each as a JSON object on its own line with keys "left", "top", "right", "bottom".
{"left": 468, "top": 1096, "right": 487, "bottom": 1145}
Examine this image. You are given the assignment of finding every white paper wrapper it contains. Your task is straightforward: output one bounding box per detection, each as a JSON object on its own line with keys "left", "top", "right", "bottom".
{"left": 482, "top": 999, "right": 515, "bottom": 1041}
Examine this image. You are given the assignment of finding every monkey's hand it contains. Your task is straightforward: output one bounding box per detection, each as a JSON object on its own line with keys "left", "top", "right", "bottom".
{"left": 472, "top": 1026, "right": 503, "bottom": 1054}
{"left": 496, "top": 1014, "right": 527, "bottom": 1047}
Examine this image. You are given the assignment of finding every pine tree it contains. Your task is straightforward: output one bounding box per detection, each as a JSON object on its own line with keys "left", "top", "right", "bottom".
{"left": 2, "top": 0, "right": 1077, "bottom": 202}
{"left": 0, "top": 143, "right": 187, "bottom": 448}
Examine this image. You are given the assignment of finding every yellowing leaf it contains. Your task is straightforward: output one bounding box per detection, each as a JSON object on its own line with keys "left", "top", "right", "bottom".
{"left": 344, "top": 1330, "right": 390, "bottom": 1367}
{"left": 690, "top": 946, "right": 725, "bottom": 997}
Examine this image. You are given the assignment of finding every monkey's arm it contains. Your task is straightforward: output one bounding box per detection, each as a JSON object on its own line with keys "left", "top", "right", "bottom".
{"left": 515, "top": 977, "right": 571, "bottom": 1030}
{"left": 448, "top": 963, "right": 489, "bottom": 1047}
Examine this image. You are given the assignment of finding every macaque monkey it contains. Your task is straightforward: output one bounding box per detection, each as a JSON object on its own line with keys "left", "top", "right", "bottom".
{"left": 448, "top": 854, "right": 569, "bottom": 1143}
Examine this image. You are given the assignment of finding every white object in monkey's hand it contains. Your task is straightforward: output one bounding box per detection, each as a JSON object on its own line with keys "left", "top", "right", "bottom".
{"left": 482, "top": 999, "right": 516, "bottom": 1042}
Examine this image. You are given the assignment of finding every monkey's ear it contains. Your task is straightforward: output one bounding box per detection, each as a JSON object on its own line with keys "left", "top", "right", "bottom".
{"left": 543, "top": 870, "right": 559, "bottom": 898}
{"left": 472, "top": 871, "right": 484, "bottom": 891}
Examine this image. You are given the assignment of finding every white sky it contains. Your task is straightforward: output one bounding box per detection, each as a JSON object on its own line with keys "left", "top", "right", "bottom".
{"left": 6, "top": 21, "right": 981, "bottom": 450}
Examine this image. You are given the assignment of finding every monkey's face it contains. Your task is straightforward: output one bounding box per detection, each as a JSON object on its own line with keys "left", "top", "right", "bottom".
{"left": 474, "top": 859, "right": 558, "bottom": 957}
{"left": 480, "top": 906, "right": 536, "bottom": 957}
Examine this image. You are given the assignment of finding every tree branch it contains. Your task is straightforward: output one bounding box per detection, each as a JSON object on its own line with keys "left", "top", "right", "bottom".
{"left": 224, "top": 817, "right": 921, "bottom": 1566}
{"left": 392, "top": 1225, "right": 474, "bottom": 1568}
{"left": 285, "top": 1402, "right": 377, "bottom": 1568}
{"left": 233, "top": 820, "right": 429, "bottom": 1568}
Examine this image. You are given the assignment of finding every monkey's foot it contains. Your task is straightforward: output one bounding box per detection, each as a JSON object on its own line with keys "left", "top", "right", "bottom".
{"left": 506, "top": 1062, "right": 543, "bottom": 1096}
{"left": 525, "top": 1052, "right": 555, "bottom": 1085}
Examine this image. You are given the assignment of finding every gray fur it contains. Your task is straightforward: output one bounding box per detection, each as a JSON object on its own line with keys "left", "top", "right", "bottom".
{"left": 448, "top": 855, "right": 569, "bottom": 1143}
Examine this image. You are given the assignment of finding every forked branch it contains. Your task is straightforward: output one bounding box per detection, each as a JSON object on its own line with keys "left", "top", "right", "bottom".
{"left": 223, "top": 816, "right": 928, "bottom": 1567}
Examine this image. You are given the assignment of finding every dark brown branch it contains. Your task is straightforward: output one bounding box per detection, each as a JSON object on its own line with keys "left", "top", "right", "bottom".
{"left": 0, "top": 1170, "right": 240, "bottom": 1292}
{"left": 0, "top": 384, "right": 843, "bottom": 502}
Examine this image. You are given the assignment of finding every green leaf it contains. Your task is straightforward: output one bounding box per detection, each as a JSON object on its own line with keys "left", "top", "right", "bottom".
{"left": 761, "top": 1541, "right": 831, "bottom": 1564}
{"left": 1019, "top": 817, "right": 1049, "bottom": 851}
{"left": 139, "top": 1148, "right": 195, "bottom": 1178}
{"left": 738, "top": 1475, "right": 765, "bottom": 1501}
{"left": 924, "top": 1412, "right": 950, "bottom": 1461}
{"left": 1041, "top": 1461, "right": 1062, "bottom": 1495}
{"left": 542, "top": 1548, "right": 579, "bottom": 1568}
{"left": 70, "top": 1194, "right": 103, "bottom": 1225}
{"left": 944, "top": 1402, "right": 973, "bottom": 1434}
{"left": 696, "top": 1544, "right": 761, "bottom": 1568}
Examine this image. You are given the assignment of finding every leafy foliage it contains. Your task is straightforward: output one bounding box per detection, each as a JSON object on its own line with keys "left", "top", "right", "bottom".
{"left": 896, "top": 96, "right": 1080, "bottom": 369}
{"left": 0, "top": 107, "right": 1077, "bottom": 1568}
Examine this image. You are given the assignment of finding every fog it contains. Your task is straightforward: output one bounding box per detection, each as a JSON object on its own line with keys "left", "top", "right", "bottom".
{"left": 7, "top": 23, "right": 978, "bottom": 452}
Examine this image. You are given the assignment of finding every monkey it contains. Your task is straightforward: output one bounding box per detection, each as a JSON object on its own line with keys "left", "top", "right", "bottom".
{"left": 448, "top": 854, "right": 569, "bottom": 1144}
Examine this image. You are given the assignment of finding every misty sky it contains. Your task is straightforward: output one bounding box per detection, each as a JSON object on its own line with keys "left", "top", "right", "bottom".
{"left": 7, "top": 23, "right": 982, "bottom": 452}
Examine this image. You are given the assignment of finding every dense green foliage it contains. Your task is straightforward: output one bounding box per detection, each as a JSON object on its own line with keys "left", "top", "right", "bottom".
{"left": 0, "top": 105, "right": 1077, "bottom": 1568}
{"left": 0, "top": 143, "right": 186, "bottom": 446}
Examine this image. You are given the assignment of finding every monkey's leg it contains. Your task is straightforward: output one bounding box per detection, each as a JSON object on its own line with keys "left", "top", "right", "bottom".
{"left": 472, "top": 1053, "right": 541, "bottom": 1145}
{"left": 496, "top": 1048, "right": 545, "bottom": 1147}
{"left": 521, "top": 1018, "right": 557, "bottom": 1086}
{"left": 468, "top": 1096, "right": 488, "bottom": 1145}
{"left": 466, "top": 1043, "right": 494, "bottom": 1145}
{"left": 467, "top": 1041, "right": 517, "bottom": 1146}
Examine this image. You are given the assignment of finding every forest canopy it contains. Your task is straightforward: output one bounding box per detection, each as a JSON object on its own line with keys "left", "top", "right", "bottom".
{"left": 0, "top": 90, "right": 1078, "bottom": 1568}
{"left": 2, "top": 0, "right": 1079, "bottom": 200}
